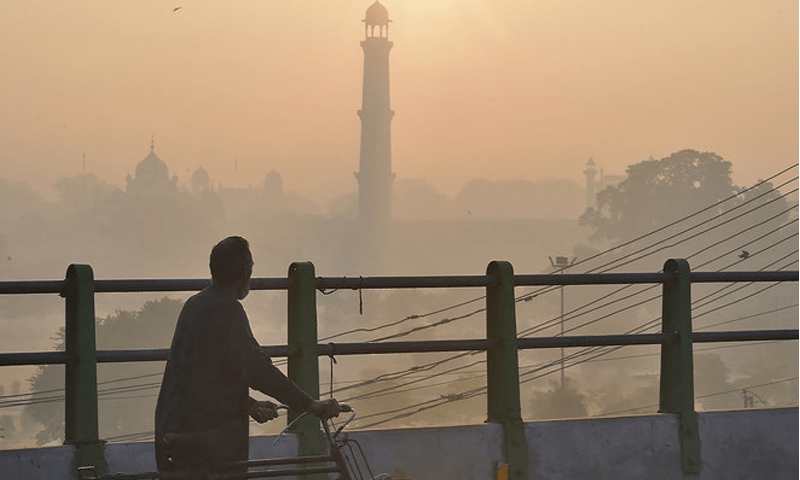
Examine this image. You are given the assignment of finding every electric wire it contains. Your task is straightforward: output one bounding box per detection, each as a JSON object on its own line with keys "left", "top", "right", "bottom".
{"left": 352, "top": 257, "right": 798, "bottom": 427}
{"left": 319, "top": 168, "right": 798, "bottom": 345}
{"left": 600, "top": 377, "right": 799, "bottom": 416}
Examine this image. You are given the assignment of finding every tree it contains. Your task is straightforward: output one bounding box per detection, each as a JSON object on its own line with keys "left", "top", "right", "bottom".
{"left": 580, "top": 150, "right": 738, "bottom": 242}
{"left": 25, "top": 297, "right": 182, "bottom": 445}
{"left": 526, "top": 379, "right": 589, "bottom": 420}
{"left": 0, "top": 414, "right": 15, "bottom": 439}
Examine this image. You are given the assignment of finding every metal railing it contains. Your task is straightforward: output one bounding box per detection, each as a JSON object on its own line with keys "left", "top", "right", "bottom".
{"left": 0, "top": 259, "right": 797, "bottom": 479}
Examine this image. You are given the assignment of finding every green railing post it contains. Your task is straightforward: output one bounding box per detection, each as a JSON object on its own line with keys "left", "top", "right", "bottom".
{"left": 287, "top": 262, "right": 326, "bottom": 474}
{"left": 485, "top": 261, "right": 529, "bottom": 480}
{"left": 659, "top": 258, "right": 701, "bottom": 474}
{"left": 63, "top": 264, "right": 106, "bottom": 478}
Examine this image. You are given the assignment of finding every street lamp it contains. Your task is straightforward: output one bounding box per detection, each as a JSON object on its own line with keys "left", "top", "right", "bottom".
{"left": 549, "top": 256, "right": 577, "bottom": 387}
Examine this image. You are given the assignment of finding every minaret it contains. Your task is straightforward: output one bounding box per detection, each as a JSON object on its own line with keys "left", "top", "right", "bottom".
{"left": 584, "top": 158, "right": 598, "bottom": 209}
{"left": 355, "top": 1, "right": 395, "bottom": 266}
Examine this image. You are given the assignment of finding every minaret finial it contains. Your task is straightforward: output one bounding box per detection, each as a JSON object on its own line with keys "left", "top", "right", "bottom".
{"left": 151, "top": 135, "right": 155, "bottom": 152}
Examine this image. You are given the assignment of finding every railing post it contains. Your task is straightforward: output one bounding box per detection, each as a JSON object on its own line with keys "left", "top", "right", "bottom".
{"left": 63, "top": 264, "right": 106, "bottom": 478}
{"left": 287, "top": 262, "right": 326, "bottom": 467}
{"left": 659, "top": 258, "right": 701, "bottom": 474}
{"left": 485, "top": 261, "right": 529, "bottom": 480}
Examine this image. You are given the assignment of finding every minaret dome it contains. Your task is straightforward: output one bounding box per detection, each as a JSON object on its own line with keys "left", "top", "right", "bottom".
{"left": 364, "top": 1, "right": 390, "bottom": 38}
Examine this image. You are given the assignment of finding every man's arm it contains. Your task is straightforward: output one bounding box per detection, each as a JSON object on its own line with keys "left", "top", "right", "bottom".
{"left": 233, "top": 308, "right": 340, "bottom": 418}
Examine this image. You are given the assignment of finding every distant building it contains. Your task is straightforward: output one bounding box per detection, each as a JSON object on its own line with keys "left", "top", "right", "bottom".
{"left": 126, "top": 139, "right": 178, "bottom": 198}
{"left": 190, "top": 167, "right": 211, "bottom": 193}
{"left": 263, "top": 169, "right": 284, "bottom": 196}
{"left": 355, "top": 1, "right": 396, "bottom": 266}
{"left": 583, "top": 158, "right": 625, "bottom": 209}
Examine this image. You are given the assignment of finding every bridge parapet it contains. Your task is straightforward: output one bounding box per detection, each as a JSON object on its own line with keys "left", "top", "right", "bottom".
{"left": 0, "top": 260, "right": 797, "bottom": 479}
{"left": 0, "top": 408, "right": 795, "bottom": 479}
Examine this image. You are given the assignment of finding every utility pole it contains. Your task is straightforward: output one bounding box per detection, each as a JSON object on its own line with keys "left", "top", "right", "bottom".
{"left": 742, "top": 389, "right": 754, "bottom": 408}
{"left": 549, "top": 256, "right": 576, "bottom": 387}
{"left": 742, "top": 388, "right": 767, "bottom": 408}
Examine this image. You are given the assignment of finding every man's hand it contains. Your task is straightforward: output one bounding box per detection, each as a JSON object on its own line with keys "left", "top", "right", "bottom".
{"left": 249, "top": 400, "right": 280, "bottom": 423}
{"left": 307, "top": 398, "right": 341, "bottom": 420}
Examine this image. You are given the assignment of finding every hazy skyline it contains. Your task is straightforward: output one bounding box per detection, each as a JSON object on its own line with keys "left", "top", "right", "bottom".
{"left": 2, "top": 1, "right": 797, "bottom": 204}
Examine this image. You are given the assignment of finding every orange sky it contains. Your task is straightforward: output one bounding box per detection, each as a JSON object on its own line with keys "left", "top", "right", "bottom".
{"left": 1, "top": 0, "right": 797, "bottom": 204}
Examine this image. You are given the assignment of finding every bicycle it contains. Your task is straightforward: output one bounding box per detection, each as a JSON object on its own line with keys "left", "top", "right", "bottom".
{"left": 77, "top": 403, "right": 391, "bottom": 480}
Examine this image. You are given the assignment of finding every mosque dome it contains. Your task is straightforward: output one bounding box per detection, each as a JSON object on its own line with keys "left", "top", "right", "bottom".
{"left": 135, "top": 149, "right": 169, "bottom": 183}
{"left": 126, "top": 140, "right": 177, "bottom": 197}
{"left": 365, "top": 1, "right": 389, "bottom": 26}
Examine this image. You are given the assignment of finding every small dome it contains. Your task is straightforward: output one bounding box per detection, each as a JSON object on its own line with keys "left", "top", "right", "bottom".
{"left": 264, "top": 169, "right": 284, "bottom": 194}
{"left": 191, "top": 167, "right": 211, "bottom": 192}
{"left": 365, "top": 1, "right": 389, "bottom": 26}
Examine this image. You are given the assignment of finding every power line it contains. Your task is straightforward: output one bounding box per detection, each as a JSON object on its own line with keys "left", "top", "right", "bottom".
{"left": 313, "top": 168, "right": 799, "bottom": 356}
{"left": 352, "top": 257, "right": 798, "bottom": 426}
{"left": 320, "top": 167, "right": 799, "bottom": 344}
{"left": 600, "top": 377, "right": 799, "bottom": 416}
{"left": 320, "top": 295, "right": 485, "bottom": 342}
{"left": 695, "top": 303, "right": 798, "bottom": 331}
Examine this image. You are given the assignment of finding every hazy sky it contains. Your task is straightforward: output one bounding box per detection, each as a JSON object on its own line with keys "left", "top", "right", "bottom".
{"left": 1, "top": 0, "right": 797, "bottom": 204}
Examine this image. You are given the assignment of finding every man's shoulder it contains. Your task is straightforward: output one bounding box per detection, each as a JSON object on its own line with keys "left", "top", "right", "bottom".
{"left": 184, "top": 287, "right": 245, "bottom": 315}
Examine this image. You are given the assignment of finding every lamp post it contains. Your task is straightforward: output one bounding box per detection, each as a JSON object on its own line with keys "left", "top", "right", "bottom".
{"left": 549, "top": 256, "right": 576, "bottom": 387}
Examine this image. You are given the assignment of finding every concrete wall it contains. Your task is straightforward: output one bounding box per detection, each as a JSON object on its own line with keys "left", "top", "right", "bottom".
{"left": 1, "top": 407, "right": 796, "bottom": 479}
{"left": 525, "top": 407, "right": 798, "bottom": 480}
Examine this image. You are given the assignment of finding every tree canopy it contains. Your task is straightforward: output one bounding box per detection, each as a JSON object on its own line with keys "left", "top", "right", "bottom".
{"left": 25, "top": 297, "right": 182, "bottom": 445}
{"left": 580, "top": 149, "right": 739, "bottom": 242}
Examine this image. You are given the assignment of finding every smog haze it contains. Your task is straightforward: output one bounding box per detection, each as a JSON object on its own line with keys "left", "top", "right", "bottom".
{"left": 0, "top": 0, "right": 797, "bottom": 451}
{"left": 1, "top": 1, "right": 796, "bottom": 203}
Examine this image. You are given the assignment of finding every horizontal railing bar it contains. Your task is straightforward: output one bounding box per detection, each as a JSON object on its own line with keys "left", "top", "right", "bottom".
{"left": 0, "top": 280, "right": 63, "bottom": 295}
{"left": 94, "top": 278, "right": 292, "bottom": 293}
{"left": 316, "top": 275, "right": 489, "bottom": 290}
{"left": 693, "top": 329, "right": 799, "bottom": 343}
{"left": 0, "top": 351, "right": 68, "bottom": 366}
{"left": 514, "top": 272, "right": 667, "bottom": 286}
{"left": 318, "top": 272, "right": 672, "bottom": 289}
{"left": 517, "top": 333, "right": 669, "bottom": 349}
{"left": 96, "top": 349, "right": 169, "bottom": 363}
{"left": 690, "top": 271, "right": 799, "bottom": 283}
{"left": 319, "top": 339, "right": 499, "bottom": 356}
{"left": 94, "top": 280, "right": 209, "bottom": 293}
{"left": 0, "top": 271, "right": 795, "bottom": 296}
{"left": 3, "top": 330, "right": 796, "bottom": 367}
{"left": 517, "top": 330, "right": 800, "bottom": 349}
{"left": 94, "top": 346, "right": 295, "bottom": 363}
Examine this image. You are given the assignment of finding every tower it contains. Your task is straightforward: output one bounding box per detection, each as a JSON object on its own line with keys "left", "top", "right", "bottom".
{"left": 584, "top": 158, "right": 598, "bottom": 209}
{"left": 355, "top": 1, "right": 395, "bottom": 264}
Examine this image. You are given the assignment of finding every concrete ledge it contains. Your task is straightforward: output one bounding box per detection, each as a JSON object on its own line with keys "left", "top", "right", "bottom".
{"left": 346, "top": 422, "right": 504, "bottom": 479}
{"left": 698, "top": 407, "right": 799, "bottom": 480}
{"left": 525, "top": 407, "right": 798, "bottom": 480}
{"left": 526, "top": 413, "right": 683, "bottom": 480}
{"left": 1, "top": 408, "right": 796, "bottom": 480}
{"left": 0, "top": 443, "right": 75, "bottom": 480}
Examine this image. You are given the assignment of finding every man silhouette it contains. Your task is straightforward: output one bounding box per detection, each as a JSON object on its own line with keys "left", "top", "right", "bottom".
{"left": 155, "top": 236, "right": 339, "bottom": 477}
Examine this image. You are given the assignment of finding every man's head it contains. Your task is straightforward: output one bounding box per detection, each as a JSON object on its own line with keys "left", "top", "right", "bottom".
{"left": 209, "top": 236, "right": 253, "bottom": 299}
